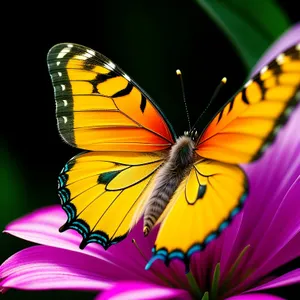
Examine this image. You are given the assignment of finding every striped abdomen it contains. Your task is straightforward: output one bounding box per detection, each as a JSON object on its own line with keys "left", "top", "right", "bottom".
{"left": 143, "top": 136, "right": 195, "bottom": 235}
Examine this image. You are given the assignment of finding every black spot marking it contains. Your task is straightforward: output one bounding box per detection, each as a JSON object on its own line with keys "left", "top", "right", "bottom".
{"left": 90, "top": 72, "right": 118, "bottom": 94}
{"left": 228, "top": 98, "right": 235, "bottom": 113}
{"left": 217, "top": 109, "right": 223, "bottom": 123}
{"left": 197, "top": 185, "right": 206, "bottom": 199}
{"left": 84, "top": 57, "right": 96, "bottom": 70}
{"left": 112, "top": 82, "right": 134, "bottom": 98}
{"left": 98, "top": 170, "right": 121, "bottom": 185}
{"left": 140, "top": 95, "right": 147, "bottom": 113}
{"left": 241, "top": 88, "right": 249, "bottom": 104}
{"left": 269, "top": 61, "right": 283, "bottom": 85}
{"left": 254, "top": 77, "right": 267, "bottom": 99}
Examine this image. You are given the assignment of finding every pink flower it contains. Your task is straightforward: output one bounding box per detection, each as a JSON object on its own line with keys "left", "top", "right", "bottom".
{"left": 1, "top": 24, "right": 299, "bottom": 299}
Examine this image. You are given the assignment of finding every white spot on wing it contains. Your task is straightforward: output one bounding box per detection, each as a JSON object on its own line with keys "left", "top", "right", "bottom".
{"left": 244, "top": 79, "right": 253, "bottom": 88}
{"left": 83, "top": 52, "right": 93, "bottom": 59}
{"left": 57, "top": 47, "right": 71, "bottom": 59}
{"left": 56, "top": 61, "right": 61, "bottom": 66}
{"left": 104, "top": 61, "right": 116, "bottom": 71}
{"left": 61, "top": 84, "right": 66, "bottom": 91}
{"left": 75, "top": 55, "right": 88, "bottom": 60}
{"left": 67, "top": 44, "right": 73, "bottom": 48}
{"left": 87, "top": 49, "right": 95, "bottom": 56}
{"left": 58, "top": 72, "right": 62, "bottom": 77}
{"left": 260, "top": 65, "right": 268, "bottom": 75}
{"left": 63, "top": 100, "right": 68, "bottom": 106}
{"left": 276, "top": 53, "right": 285, "bottom": 65}
{"left": 123, "top": 73, "right": 131, "bottom": 81}
{"left": 62, "top": 116, "right": 68, "bottom": 123}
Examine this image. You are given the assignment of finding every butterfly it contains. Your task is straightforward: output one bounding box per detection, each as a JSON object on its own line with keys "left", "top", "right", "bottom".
{"left": 47, "top": 42, "right": 300, "bottom": 270}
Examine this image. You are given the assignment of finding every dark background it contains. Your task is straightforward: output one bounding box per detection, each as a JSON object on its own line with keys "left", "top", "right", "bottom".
{"left": 1, "top": 1, "right": 299, "bottom": 299}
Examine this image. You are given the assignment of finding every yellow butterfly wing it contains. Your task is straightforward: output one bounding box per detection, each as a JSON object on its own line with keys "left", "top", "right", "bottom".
{"left": 58, "top": 151, "right": 165, "bottom": 249}
{"left": 197, "top": 44, "right": 300, "bottom": 163}
{"left": 148, "top": 44, "right": 299, "bottom": 269}
{"left": 147, "top": 159, "right": 247, "bottom": 270}
{"left": 47, "top": 43, "right": 176, "bottom": 152}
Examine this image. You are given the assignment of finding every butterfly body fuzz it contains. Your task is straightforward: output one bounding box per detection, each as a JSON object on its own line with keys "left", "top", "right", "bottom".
{"left": 143, "top": 136, "right": 196, "bottom": 235}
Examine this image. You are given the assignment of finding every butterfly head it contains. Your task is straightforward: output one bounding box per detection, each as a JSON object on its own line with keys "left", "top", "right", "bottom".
{"left": 184, "top": 128, "right": 198, "bottom": 141}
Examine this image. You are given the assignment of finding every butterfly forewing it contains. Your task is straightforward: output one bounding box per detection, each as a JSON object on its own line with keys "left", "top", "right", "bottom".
{"left": 47, "top": 43, "right": 176, "bottom": 152}
{"left": 196, "top": 44, "right": 300, "bottom": 163}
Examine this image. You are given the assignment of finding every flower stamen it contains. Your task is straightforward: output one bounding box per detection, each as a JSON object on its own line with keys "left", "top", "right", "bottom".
{"left": 132, "top": 239, "right": 148, "bottom": 262}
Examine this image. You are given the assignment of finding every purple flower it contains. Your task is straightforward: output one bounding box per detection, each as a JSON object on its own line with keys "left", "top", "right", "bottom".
{"left": 1, "top": 24, "right": 299, "bottom": 300}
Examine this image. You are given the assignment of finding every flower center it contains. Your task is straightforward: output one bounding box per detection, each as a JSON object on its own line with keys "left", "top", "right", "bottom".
{"left": 186, "top": 244, "right": 251, "bottom": 300}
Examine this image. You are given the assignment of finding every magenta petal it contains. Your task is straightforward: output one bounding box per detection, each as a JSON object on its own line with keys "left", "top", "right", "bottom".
{"left": 247, "top": 176, "right": 300, "bottom": 275}
{"left": 251, "top": 22, "right": 300, "bottom": 75}
{"left": 4, "top": 205, "right": 111, "bottom": 261}
{"left": 259, "top": 232, "right": 300, "bottom": 279}
{"left": 96, "top": 282, "right": 192, "bottom": 300}
{"left": 246, "top": 269, "right": 300, "bottom": 293}
{"left": 0, "top": 246, "right": 114, "bottom": 291}
{"left": 3, "top": 206, "right": 177, "bottom": 286}
{"left": 226, "top": 294, "right": 284, "bottom": 300}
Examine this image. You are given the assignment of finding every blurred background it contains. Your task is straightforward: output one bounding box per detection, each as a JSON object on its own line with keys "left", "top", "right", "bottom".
{"left": 1, "top": 1, "right": 299, "bottom": 299}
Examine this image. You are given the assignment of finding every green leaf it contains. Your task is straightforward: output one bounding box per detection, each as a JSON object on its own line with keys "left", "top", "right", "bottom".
{"left": 196, "top": 0, "right": 290, "bottom": 71}
{"left": 186, "top": 271, "right": 204, "bottom": 299}
{"left": 210, "top": 263, "right": 220, "bottom": 300}
{"left": 201, "top": 291, "right": 209, "bottom": 300}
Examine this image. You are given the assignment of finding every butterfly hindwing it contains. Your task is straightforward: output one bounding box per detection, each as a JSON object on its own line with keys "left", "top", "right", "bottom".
{"left": 197, "top": 44, "right": 300, "bottom": 164}
{"left": 148, "top": 159, "right": 247, "bottom": 270}
{"left": 47, "top": 43, "right": 176, "bottom": 152}
{"left": 58, "top": 151, "right": 165, "bottom": 249}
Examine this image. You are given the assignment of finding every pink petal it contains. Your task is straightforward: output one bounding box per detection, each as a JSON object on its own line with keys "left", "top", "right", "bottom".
{"left": 0, "top": 246, "right": 113, "bottom": 291}
{"left": 4, "top": 205, "right": 110, "bottom": 260}
{"left": 246, "top": 269, "right": 300, "bottom": 293}
{"left": 231, "top": 175, "right": 300, "bottom": 293}
{"left": 246, "top": 176, "right": 300, "bottom": 275}
{"left": 96, "top": 282, "right": 192, "bottom": 300}
{"left": 226, "top": 294, "right": 284, "bottom": 300}
{"left": 259, "top": 232, "right": 300, "bottom": 278}
{"left": 3, "top": 205, "right": 164, "bottom": 285}
{"left": 251, "top": 22, "right": 300, "bottom": 75}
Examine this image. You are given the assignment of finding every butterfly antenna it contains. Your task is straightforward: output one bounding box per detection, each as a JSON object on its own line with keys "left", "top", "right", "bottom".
{"left": 176, "top": 69, "right": 191, "bottom": 131}
{"left": 191, "top": 77, "right": 227, "bottom": 132}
